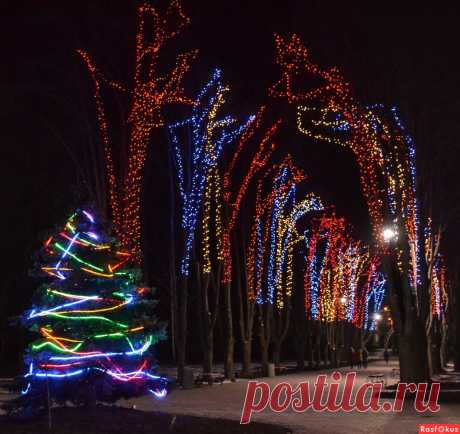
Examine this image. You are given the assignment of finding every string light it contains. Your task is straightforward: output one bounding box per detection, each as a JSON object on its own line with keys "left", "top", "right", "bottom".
{"left": 246, "top": 159, "right": 323, "bottom": 306}
{"left": 270, "top": 33, "right": 422, "bottom": 299}
{"left": 168, "top": 68, "right": 254, "bottom": 276}
{"left": 221, "top": 108, "right": 282, "bottom": 284}
{"left": 78, "top": 0, "right": 197, "bottom": 262}
{"left": 20, "top": 208, "right": 168, "bottom": 402}
{"left": 301, "top": 214, "right": 385, "bottom": 327}
{"left": 150, "top": 388, "right": 168, "bottom": 399}
{"left": 430, "top": 254, "right": 447, "bottom": 318}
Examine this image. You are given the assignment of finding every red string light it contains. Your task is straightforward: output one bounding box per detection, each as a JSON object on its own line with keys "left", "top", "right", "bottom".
{"left": 270, "top": 34, "right": 386, "bottom": 245}
{"left": 221, "top": 107, "right": 282, "bottom": 283}
{"left": 78, "top": 0, "right": 197, "bottom": 263}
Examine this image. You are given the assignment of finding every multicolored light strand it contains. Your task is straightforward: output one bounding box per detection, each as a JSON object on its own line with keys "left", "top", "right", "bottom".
{"left": 168, "top": 69, "right": 254, "bottom": 276}
{"left": 302, "top": 215, "right": 385, "bottom": 329}
{"left": 21, "top": 209, "right": 168, "bottom": 401}
{"left": 246, "top": 158, "right": 323, "bottom": 308}
{"left": 221, "top": 107, "right": 282, "bottom": 283}
{"left": 269, "top": 33, "right": 421, "bottom": 297}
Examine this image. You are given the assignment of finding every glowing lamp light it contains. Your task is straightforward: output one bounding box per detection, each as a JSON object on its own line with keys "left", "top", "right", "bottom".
{"left": 382, "top": 227, "right": 397, "bottom": 243}
{"left": 340, "top": 296, "right": 347, "bottom": 305}
{"left": 373, "top": 313, "right": 382, "bottom": 321}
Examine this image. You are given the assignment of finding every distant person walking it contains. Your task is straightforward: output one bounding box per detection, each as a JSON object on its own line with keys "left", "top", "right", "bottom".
{"left": 383, "top": 349, "right": 390, "bottom": 365}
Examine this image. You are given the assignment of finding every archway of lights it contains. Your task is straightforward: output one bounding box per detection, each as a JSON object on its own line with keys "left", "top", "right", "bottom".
{"left": 303, "top": 215, "right": 385, "bottom": 331}
{"left": 269, "top": 33, "right": 424, "bottom": 299}
{"left": 76, "top": 3, "right": 397, "bottom": 332}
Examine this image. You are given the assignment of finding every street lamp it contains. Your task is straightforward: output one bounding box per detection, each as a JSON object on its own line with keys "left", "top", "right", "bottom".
{"left": 373, "top": 313, "right": 382, "bottom": 321}
{"left": 382, "top": 226, "right": 397, "bottom": 243}
{"left": 340, "top": 296, "right": 347, "bottom": 305}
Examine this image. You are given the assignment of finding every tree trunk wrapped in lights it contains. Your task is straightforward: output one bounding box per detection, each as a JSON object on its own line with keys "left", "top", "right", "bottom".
{"left": 270, "top": 33, "right": 431, "bottom": 382}
{"left": 247, "top": 158, "right": 323, "bottom": 374}
{"left": 302, "top": 214, "right": 385, "bottom": 368}
{"left": 221, "top": 107, "right": 281, "bottom": 379}
{"left": 78, "top": 0, "right": 197, "bottom": 263}
{"left": 5, "top": 209, "right": 168, "bottom": 420}
{"left": 167, "top": 69, "right": 254, "bottom": 379}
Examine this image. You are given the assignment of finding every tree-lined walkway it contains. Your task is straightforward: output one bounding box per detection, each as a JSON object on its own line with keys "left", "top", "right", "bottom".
{"left": 124, "top": 359, "right": 460, "bottom": 434}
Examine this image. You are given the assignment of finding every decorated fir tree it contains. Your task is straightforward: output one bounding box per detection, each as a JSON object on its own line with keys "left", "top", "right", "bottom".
{"left": 8, "top": 208, "right": 168, "bottom": 417}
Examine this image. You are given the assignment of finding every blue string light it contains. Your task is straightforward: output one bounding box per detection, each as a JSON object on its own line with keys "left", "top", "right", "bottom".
{"left": 168, "top": 68, "right": 254, "bottom": 276}
{"left": 365, "top": 272, "right": 386, "bottom": 331}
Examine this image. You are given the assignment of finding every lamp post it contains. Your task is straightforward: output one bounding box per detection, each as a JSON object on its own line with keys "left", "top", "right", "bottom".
{"left": 382, "top": 223, "right": 399, "bottom": 337}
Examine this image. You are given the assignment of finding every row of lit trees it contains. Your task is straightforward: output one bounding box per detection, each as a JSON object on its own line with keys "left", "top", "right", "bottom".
{"left": 269, "top": 33, "right": 450, "bottom": 381}
{"left": 77, "top": 1, "right": 450, "bottom": 382}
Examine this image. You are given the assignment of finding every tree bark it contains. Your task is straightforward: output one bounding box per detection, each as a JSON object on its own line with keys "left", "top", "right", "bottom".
{"left": 427, "top": 319, "right": 442, "bottom": 375}
{"left": 306, "top": 321, "right": 314, "bottom": 368}
{"left": 242, "top": 339, "right": 252, "bottom": 375}
{"left": 258, "top": 304, "right": 272, "bottom": 375}
{"left": 196, "top": 261, "right": 221, "bottom": 374}
{"left": 327, "top": 323, "right": 339, "bottom": 369}
{"left": 168, "top": 143, "right": 177, "bottom": 361}
{"left": 293, "top": 303, "right": 306, "bottom": 370}
{"left": 223, "top": 281, "right": 235, "bottom": 380}
{"left": 295, "top": 335, "right": 305, "bottom": 370}
{"left": 312, "top": 321, "right": 321, "bottom": 368}
{"left": 203, "top": 331, "right": 214, "bottom": 374}
{"left": 272, "top": 300, "right": 291, "bottom": 366}
{"left": 440, "top": 320, "right": 448, "bottom": 368}
{"left": 197, "top": 269, "right": 211, "bottom": 373}
{"left": 259, "top": 335, "right": 269, "bottom": 375}
{"left": 399, "top": 322, "right": 430, "bottom": 382}
{"left": 383, "top": 244, "right": 430, "bottom": 383}
{"left": 176, "top": 276, "right": 188, "bottom": 384}
{"left": 236, "top": 235, "right": 254, "bottom": 376}
{"left": 272, "top": 340, "right": 281, "bottom": 366}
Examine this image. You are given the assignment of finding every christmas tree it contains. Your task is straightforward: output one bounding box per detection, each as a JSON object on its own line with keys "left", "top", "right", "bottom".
{"left": 8, "top": 208, "right": 168, "bottom": 418}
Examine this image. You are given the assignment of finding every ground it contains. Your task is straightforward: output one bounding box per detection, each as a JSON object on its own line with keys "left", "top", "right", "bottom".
{"left": 123, "top": 358, "right": 460, "bottom": 434}
{"left": 2, "top": 358, "right": 460, "bottom": 434}
{"left": 0, "top": 406, "right": 289, "bottom": 434}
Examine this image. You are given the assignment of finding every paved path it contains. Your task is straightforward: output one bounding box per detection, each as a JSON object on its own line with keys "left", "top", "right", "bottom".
{"left": 123, "top": 359, "right": 460, "bottom": 434}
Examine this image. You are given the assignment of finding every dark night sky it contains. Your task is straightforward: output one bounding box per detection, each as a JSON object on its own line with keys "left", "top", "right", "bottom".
{"left": 1, "top": 1, "right": 460, "bottom": 366}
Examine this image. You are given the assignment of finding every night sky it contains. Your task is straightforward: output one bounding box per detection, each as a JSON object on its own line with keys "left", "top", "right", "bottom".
{"left": 1, "top": 1, "right": 460, "bottom": 369}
